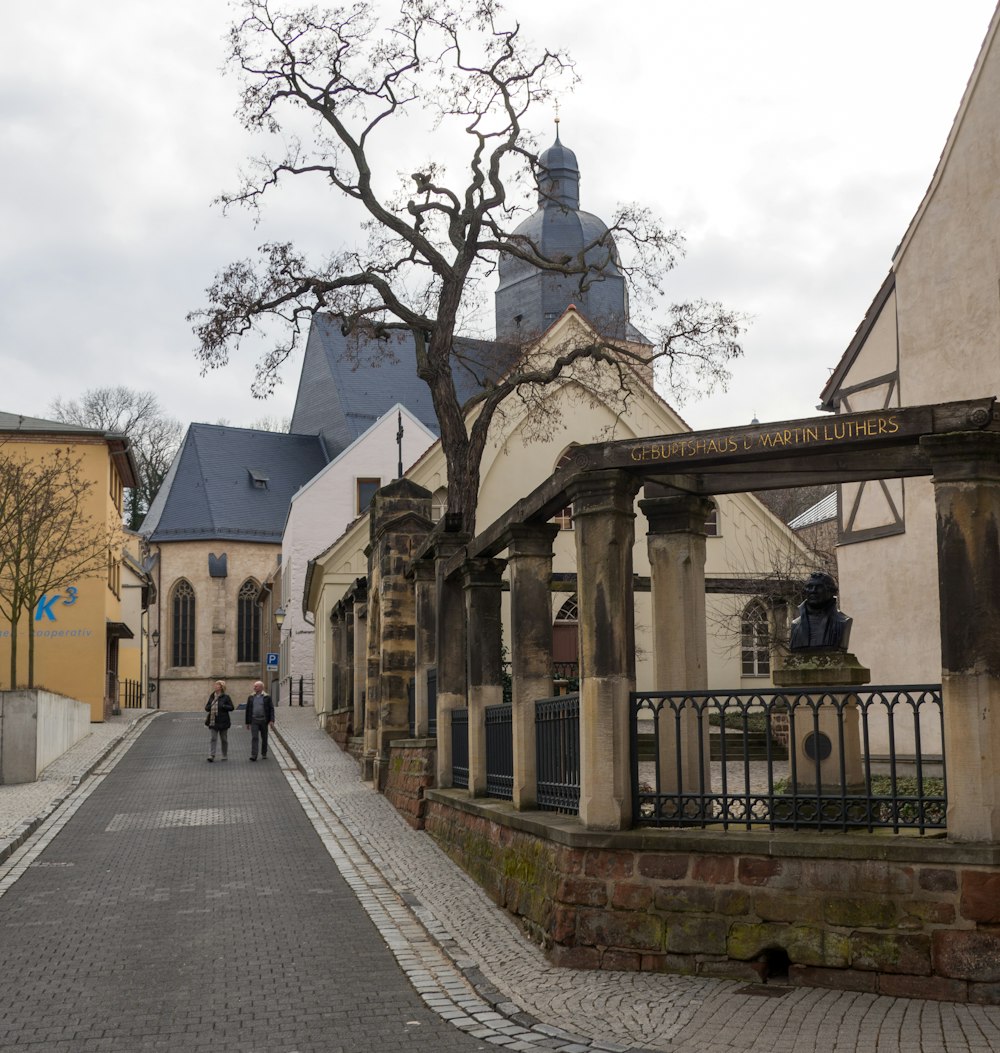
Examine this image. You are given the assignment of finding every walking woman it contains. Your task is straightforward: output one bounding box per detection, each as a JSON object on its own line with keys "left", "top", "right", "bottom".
{"left": 205, "top": 680, "right": 234, "bottom": 761}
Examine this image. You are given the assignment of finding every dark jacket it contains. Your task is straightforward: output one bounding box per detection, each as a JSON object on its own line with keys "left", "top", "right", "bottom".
{"left": 245, "top": 692, "right": 275, "bottom": 724}
{"left": 205, "top": 692, "right": 234, "bottom": 730}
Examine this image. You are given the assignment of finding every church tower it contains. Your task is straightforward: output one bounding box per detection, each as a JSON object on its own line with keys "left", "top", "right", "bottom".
{"left": 495, "top": 129, "right": 640, "bottom": 343}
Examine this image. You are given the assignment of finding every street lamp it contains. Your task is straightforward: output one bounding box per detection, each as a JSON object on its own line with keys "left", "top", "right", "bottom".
{"left": 274, "top": 606, "right": 286, "bottom": 630}
{"left": 150, "top": 629, "right": 159, "bottom": 647}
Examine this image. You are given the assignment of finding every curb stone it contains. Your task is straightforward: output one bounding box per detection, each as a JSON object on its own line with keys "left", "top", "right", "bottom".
{"left": 272, "top": 722, "right": 652, "bottom": 1053}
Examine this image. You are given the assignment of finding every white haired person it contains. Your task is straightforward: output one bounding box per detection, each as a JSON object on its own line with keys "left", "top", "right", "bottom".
{"left": 204, "top": 680, "right": 234, "bottom": 761}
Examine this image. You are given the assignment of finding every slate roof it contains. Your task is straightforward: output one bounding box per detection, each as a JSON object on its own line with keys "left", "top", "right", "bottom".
{"left": 495, "top": 131, "right": 645, "bottom": 344}
{"left": 290, "top": 316, "right": 507, "bottom": 456}
{"left": 141, "top": 424, "right": 328, "bottom": 543}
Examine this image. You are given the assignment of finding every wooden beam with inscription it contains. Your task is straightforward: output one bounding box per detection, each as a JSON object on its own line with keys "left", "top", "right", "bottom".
{"left": 447, "top": 397, "right": 998, "bottom": 573}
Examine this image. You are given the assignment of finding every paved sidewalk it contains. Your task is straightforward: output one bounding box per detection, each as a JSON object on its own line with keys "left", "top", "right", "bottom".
{"left": 0, "top": 709, "right": 157, "bottom": 860}
{"left": 3, "top": 707, "right": 1000, "bottom": 1051}
{"left": 270, "top": 708, "right": 1000, "bottom": 1053}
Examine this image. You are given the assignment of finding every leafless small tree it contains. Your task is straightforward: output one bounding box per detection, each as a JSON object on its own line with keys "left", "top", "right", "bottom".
{"left": 0, "top": 448, "right": 122, "bottom": 688}
{"left": 191, "top": 0, "right": 744, "bottom": 532}
{"left": 50, "top": 387, "right": 183, "bottom": 531}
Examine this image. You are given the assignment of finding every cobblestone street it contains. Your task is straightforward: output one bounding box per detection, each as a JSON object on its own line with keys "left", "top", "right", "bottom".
{"left": 2, "top": 709, "right": 1000, "bottom": 1052}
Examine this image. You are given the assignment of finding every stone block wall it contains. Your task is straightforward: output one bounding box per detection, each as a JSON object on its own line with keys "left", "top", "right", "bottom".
{"left": 424, "top": 791, "right": 1000, "bottom": 1003}
{"left": 325, "top": 707, "right": 353, "bottom": 749}
{"left": 384, "top": 740, "right": 437, "bottom": 829}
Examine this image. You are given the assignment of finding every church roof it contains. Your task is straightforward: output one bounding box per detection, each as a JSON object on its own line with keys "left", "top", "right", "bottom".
{"left": 290, "top": 315, "right": 506, "bottom": 455}
{"left": 141, "top": 423, "right": 328, "bottom": 543}
{"left": 495, "top": 130, "right": 645, "bottom": 343}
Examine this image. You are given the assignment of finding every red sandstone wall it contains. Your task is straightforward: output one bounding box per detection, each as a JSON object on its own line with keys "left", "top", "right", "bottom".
{"left": 424, "top": 798, "right": 1000, "bottom": 1002}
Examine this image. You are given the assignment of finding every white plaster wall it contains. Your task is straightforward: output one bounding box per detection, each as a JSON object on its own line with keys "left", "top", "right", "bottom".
{"left": 834, "top": 14, "right": 1000, "bottom": 689}
{"left": 286, "top": 407, "right": 436, "bottom": 691}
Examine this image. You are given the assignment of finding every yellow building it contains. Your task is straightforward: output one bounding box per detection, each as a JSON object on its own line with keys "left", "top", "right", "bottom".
{"left": 0, "top": 412, "right": 139, "bottom": 722}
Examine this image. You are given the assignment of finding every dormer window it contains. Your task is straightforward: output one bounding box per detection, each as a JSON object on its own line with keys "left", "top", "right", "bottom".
{"left": 248, "top": 468, "right": 269, "bottom": 490}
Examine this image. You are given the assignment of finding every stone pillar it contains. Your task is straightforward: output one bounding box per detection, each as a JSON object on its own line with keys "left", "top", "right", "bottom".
{"left": 330, "top": 605, "right": 344, "bottom": 714}
{"left": 923, "top": 431, "right": 1000, "bottom": 840}
{"left": 568, "top": 471, "right": 639, "bottom": 830}
{"left": 434, "top": 532, "right": 470, "bottom": 789}
{"left": 504, "top": 524, "right": 560, "bottom": 810}
{"left": 639, "top": 491, "right": 714, "bottom": 799}
{"left": 462, "top": 558, "right": 506, "bottom": 796}
{"left": 353, "top": 593, "right": 367, "bottom": 742}
{"left": 412, "top": 559, "right": 437, "bottom": 738}
{"left": 772, "top": 652, "right": 870, "bottom": 793}
{"left": 368, "top": 480, "right": 432, "bottom": 790}
{"left": 344, "top": 597, "right": 355, "bottom": 725}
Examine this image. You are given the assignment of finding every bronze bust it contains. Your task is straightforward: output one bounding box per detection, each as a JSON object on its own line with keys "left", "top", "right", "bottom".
{"left": 789, "top": 571, "right": 852, "bottom": 651}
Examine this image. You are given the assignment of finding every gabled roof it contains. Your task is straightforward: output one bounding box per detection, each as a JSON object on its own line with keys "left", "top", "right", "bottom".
{"left": 289, "top": 315, "right": 506, "bottom": 456}
{"left": 141, "top": 423, "right": 328, "bottom": 543}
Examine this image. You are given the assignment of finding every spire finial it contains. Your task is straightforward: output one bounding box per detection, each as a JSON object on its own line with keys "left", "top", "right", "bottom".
{"left": 554, "top": 99, "right": 561, "bottom": 141}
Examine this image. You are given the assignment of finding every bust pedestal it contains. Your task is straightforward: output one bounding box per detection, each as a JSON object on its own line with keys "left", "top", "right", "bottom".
{"left": 773, "top": 651, "right": 870, "bottom": 794}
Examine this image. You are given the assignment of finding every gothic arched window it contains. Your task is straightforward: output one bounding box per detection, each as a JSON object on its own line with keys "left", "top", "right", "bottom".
{"left": 171, "top": 579, "right": 196, "bottom": 667}
{"left": 551, "top": 447, "right": 578, "bottom": 530}
{"left": 741, "top": 600, "right": 770, "bottom": 677}
{"left": 237, "top": 579, "right": 261, "bottom": 663}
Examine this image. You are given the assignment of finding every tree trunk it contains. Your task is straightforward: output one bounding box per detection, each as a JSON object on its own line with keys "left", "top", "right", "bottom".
{"left": 8, "top": 610, "right": 18, "bottom": 689}
{"left": 27, "top": 608, "right": 35, "bottom": 688}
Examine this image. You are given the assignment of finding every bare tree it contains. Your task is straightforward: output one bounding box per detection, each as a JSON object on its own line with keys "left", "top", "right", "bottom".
{"left": 50, "top": 387, "right": 182, "bottom": 530}
{"left": 0, "top": 448, "right": 121, "bottom": 688}
{"left": 191, "top": 0, "right": 744, "bottom": 532}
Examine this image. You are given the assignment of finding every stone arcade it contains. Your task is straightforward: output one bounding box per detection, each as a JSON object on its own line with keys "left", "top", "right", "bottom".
{"left": 323, "top": 397, "right": 1000, "bottom": 1001}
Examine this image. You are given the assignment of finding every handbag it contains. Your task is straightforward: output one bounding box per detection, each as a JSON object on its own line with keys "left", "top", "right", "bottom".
{"left": 205, "top": 713, "right": 212, "bottom": 727}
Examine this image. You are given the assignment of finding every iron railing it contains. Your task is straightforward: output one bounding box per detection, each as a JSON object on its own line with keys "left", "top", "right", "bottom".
{"left": 119, "top": 679, "right": 144, "bottom": 709}
{"left": 451, "top": 708, "right": 469, "bottom": 789}
{"left": 485, "top": 703, "right": 513, "bottom": 800}
{"left": 536, "top": 695, "right": 580, "bottom": 814}
{"left": 631, "top": 686, "right": 946, "bottom": 833}
{"left": 275, "top": 675, "right": 314, "bottom": 707}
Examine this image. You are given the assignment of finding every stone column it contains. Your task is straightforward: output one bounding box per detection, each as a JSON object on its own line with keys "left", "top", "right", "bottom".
{"left": 412, "top": 559, "right": 437, "bottom": 737}
{"left": 434, "top": 532, "right": 470, "bottom": 789}
{"left": 639, "top": 491, "right": 714, "bottom": 800}
{"left": 923, "top": 431, "right": 1000, "bottom": 841}
{"left": 368, "top": 480, "right": 431, "bottom": 790}
{"left": 330, "top": 605, "right": 344, "bottom": 714}
{"left": 462, "top": 558, "right": 506, "bottom": 796}
{"left": 568, "top": 471, "right": 639, "bottom": 830}
{"left": 353, "top": 594, "right": 367, "bottom": 742}
{"left": 344, "top": 597, "right": 355, "bottom": 724}
{"left": 504, "top": 524, "right": 560, "bottom": 810}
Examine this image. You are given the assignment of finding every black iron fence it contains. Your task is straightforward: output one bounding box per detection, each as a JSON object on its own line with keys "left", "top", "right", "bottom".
{"left": 631, "top": 686, "right": 946, "bottom": 833}
{"left": 275, "top": 675, "right": 314, "bottom": 707}
{"left": 119, "top": 679, "right": 145, "bottom": 709}
{"left": 536, "top": 695, "right": 580, "bottom": 813}
{"left": 451, "top": 708, "right": 469, "bottom": 789}
{"left": 485, "top": 704, "right": 513, "bottom": 799}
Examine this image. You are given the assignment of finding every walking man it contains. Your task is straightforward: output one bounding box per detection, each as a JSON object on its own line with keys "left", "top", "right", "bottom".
{"left": 246, "top": 680, "right": 275, "bottom": 761}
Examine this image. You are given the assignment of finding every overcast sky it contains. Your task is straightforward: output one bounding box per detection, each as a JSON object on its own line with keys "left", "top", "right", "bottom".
{"left": 3, "top": 1, "right": 997, "bottom": 435}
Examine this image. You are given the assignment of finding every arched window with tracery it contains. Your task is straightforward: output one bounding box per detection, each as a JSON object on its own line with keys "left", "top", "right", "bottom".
{"left": 171, "top": 579, "right": 196, "bottom": 667}
{"left": 431, "top": 486, "right": 448, "bottom": 523}
{"left": 741, "top": 600, "right": 770, "bottom": 677}
{"left": 237, "top": 578, "right": 261, "bottom": 663}
{"left": 551, "top": 447, "right": 578, "bottom": 530}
